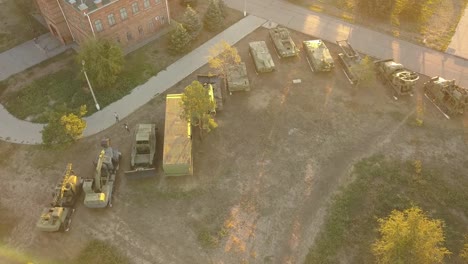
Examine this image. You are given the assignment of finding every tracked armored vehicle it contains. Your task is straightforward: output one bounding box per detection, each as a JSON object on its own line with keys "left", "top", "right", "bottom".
{"left": 336, "top": 40, "right": 361, "bottom": 85}
{"left": 125, "top": 124, "right": 157, "bottom": 177}
{"left": 226, "top": 62, "right": 250, "bottom": 93}
{"left": 36, "top": 164, "right": 82, "bottom": 232}
{"left": 424, "top": 76, "right": 468, "bottom": 118}
{"left": 249, "top": 41, "right": 275, "bottom": 73}
{"left": 303, "top": 39, "right": 334, "bottom": 72}
{"left": 269, "top": 26, "right": 299, "bottom": 58}
{"left": 197, "top": 74, "right": 225, "bottom": 112}
{"left": 83, "top": 138, "right": 121, "bottom": 208}
{"left": 374, "top": 59, "right": 419, "bottom": 99}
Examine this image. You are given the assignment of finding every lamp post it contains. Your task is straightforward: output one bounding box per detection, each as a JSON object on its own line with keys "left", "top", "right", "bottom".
{"left": 81, "top": 60, "right": 100, "bottom": 111}
{"left": 244, "top": 0, "right": 247, "bottom": 16}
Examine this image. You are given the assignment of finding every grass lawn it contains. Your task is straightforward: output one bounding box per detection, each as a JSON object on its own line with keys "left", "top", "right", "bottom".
{"left": 306, "top": 155, "right": 468, "bottom": 264}
{"left": 287, "top": 0, "right": 468, "bottom": 51}
{"left": 0, "top": 4, "right": 243, "bottom": 123}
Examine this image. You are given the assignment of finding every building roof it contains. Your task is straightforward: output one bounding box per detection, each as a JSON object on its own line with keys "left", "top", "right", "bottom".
{"left": 66, "top": 0, "right": 113, "bottom": 13}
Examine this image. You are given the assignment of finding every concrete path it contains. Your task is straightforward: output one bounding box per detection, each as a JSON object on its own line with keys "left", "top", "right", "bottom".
{"left": 226, "top": 0, "right": 468, "bottom": 88}
{"left": 0, "top": 15, "right": 266, "bottom": 144}
{"left": 448, "top": 6, "right": 468, "bottom": 59}
{"left": 0, "top": 33, "right": 70, "bottom": 81}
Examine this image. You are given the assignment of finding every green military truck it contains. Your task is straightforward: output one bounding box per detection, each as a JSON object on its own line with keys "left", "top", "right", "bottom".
{"left": 163, "top": 94, "right": 193, "bottom": 176}
{"left": 125, "top": 123, "right": 157, "bottom": 177}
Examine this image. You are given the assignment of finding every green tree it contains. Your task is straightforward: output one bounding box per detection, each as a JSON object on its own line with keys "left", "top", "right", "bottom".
{"left": 204, "top": 0, "right": 224, "bottom": 32}
{"left": 181, "top": 5, "right": 202, "bottom": 39}
{"left": 42, "top": 105, "right": 87, "bottom": 146}
{"left": 169, "top": 22, "right": 192, "bottom": 55}
{"left": 180, "top": 81, "right": 217, "bottom": 139}
{"left": 218, "top": 0, "right": 227, "bottom": 17}
{"left": 372, "top": 206, "right": 451, "bottom": 264}
{"left": 77, "top": 38, "right": 124, "bottom": 89}
{"left": 349, "top": 56, "right": 375, "bottom": 88}
{"left": 208, "top": 40, "right": 241, "bottom": 77}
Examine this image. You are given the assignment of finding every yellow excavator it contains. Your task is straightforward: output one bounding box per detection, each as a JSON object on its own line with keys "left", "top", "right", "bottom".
{"left": 36, "top": 164, "right": 82, "bottom": 232}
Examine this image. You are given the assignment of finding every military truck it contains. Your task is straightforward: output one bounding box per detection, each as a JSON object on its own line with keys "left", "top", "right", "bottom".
{"left": 424, "top": 76, "right": 468, "bottom": 118}
{"left": 374, "top": 59, "right": 419, "bottom": 99}
{"left": 268, "top": 26, "right": 299, "bottom": 58}
{"left": 249, "top": 41, "right": 275, "bottom": 73}
{"left": 125, "top": 124, "right": 157, "bottom": 177}
{"left": 83, "top": 138, "right": 121, "bottom": 208}
{"left": 163, "top": 94, "right": 193, "bottom": 176}
{"left": 197, "top": 74, "right": 225, "bottom": 112}
{"left": 226, "top": 62, "right": 250, "bottom": 93}
{"left": 303, "top": 39, "right": 334, "bottom": 72}
{"left": 336, "top": 40, "right": 361, "bottom": 85}
{"left": 36, "top": 164, "right": 82, "bottom": 232}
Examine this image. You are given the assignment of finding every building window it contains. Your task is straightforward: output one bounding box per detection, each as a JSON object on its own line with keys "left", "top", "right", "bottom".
{"left": 160, "top": 15, "right": 166, "bottom": 24}
{"left": 127, "top": 31, "right": 133, "bottom": 41}
{"left": 94, "top": 19, "right": 103, "bottom": 32}
{"left": 108, "top": 14, "right": 116, "bottom": 26}
{"left": 132, "top": 2, "right": 139, "bottom": 14}
{"left": 120, "top": 8, "right": 128, "bottom": 20}
{"left": 138, "top": 25, "right": 144, "bottom": 36}
{"left": 144, "top": 0, "right": 150, "bottom": 8}
{"left": 148, "top": 20, "right": 155, "bottom": 32}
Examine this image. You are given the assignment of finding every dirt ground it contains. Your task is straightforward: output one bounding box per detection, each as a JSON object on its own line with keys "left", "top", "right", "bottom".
{"left": 0, "top": 26, "right": 467, "bottom": 264}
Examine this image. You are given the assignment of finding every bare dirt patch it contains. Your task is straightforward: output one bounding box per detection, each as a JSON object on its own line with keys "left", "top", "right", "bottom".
{"left": 0, "top": 26, "right": 467, "bottom": 264}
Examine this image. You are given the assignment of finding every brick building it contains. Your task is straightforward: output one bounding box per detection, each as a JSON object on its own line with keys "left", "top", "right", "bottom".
{"left": 34, "top": 0, "right": 171, "bottom": 48}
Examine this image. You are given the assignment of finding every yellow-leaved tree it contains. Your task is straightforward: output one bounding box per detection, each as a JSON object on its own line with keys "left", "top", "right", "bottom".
{"left": 60, "top": 105, "right": 87, "bottom": 141}
{"left": 42, "top": 105, "right": 87, "bottom": 146}
{"left": 208, "top": 40, "right": 241, "bottom": 77}
{"left": 372, "top": 206, "right": 451, "bottom": 264}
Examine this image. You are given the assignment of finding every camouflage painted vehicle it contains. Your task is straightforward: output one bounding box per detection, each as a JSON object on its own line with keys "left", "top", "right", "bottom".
{"left": 336, "top": 40, "right": 361, "bottom": 85}
{"left": 197, "top": 74, "right": 225, "bottom": 112}
{"left": 226, "top": 62, "right": 250, "bottom": 93}
{"left": 269, "top": 26, "right": 299, "bottom": 58}
{"left": 374, "top": 59, "right": 419, "bottom": 99}
{"left": 36, "top": 164, "right": 82, "bottom": 232}
{"left": 303, "top": 39, "right": 335, "bottom": 72}
{"left": 125, "top": 124, "right": 157, "bottom": 177}
{"left": 424, "top": 76, "right": 468, "bottom": 118}
{"left": 249, "top": 41, "right": 275, "bottom": 73}
{"left": 83, "top": 138, "right": 121, "bottom": 208}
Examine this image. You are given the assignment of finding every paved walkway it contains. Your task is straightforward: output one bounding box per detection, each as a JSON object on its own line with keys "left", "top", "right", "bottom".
{"left": 227, "top": 0, "right": 468, "bottom": 88}
{"left": 0, "top": 15, "right": 266, "bottom": 144}
{"left": 448, "top": 6, "right": 468, "bottom": 59}
{"left": 0, "top": 33, "right": 70, "bottom": 81}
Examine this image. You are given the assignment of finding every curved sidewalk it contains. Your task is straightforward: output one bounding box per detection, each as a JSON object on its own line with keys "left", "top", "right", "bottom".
{"left": 0, "top": 15, "right": 266, "bottom": 145}
{"left": 227, "top": 0, "right": 468, "bottom": 88}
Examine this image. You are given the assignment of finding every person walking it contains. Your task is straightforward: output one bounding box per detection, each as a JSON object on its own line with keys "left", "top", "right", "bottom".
{"left": 114, "top": 112, "right": 119, "bottom": 123}
{"left": 124, "top": 123, "right": 130, "bottom": 133}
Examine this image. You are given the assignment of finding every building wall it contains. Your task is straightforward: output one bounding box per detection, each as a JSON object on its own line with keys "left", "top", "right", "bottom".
{"left": 35, "top": 0, "right": 73, "bottom": 44}
{"left": 36, "top": 0, "right": 170, "bottom": 48}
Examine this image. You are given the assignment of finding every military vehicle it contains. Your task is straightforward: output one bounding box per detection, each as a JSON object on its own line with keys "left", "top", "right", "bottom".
{"left": 125, "top": 124, "right": 157, "bottom": 177}
{"left": 249, "top": 41, "right": 275, "bottom": 73}
{"left": 374, "top": 59, "right": 419, "bottom": 99}
{"left": 83, "top": 138, "right": 121, "bottom": 208}
{"left": 268, "top": 26, "right": 299, "bottom": 58}
{"left": 336, "top": 40, "right": 361, "bottom": 85}
{"left": 163, "top": 94, "right": 193, "bottom": 176}
{"left": 303, "top": 39, "right": 334, "bottom": 72}
{"left": 226, "top": 62, "right": 250, "bottom": 93}
{"left": 424, "top": 76, "right": 468, "bottom": 118}
{"left": 36, "top": 164, "right": 82, "bottom": 232}
{"left": 197, "top": 74, "right": 225, "bottom": 112}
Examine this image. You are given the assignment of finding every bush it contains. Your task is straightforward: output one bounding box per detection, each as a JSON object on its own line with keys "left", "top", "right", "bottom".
{"left": 168, "top": 22, "right": 192, "bottom": 55}
{"left": 204, "top": 0, "right": 224, "bottom": 32}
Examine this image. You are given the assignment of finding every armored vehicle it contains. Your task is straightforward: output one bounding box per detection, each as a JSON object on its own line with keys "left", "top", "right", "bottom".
{"left": 197, "top": 74, "right": 225, "bottom": 112}
{"left": 83, "top": 138, "right": 121, "bottom": 208}
{"left": 249, "top": 41, "right": 275, "bottom": 73}
{"left": 36, "top": 164, "right": 82, "bottom": 232}
{"left": 268, "top": 26, "right": 299, "bottom": 58}
{"left": 163, "top": 94, "right": 193, "bottom": 176}
{"left": 226, "top": 62, "right": 250, "bottom": 93}
{"left": 125, "top": 124, "right": 157, "bottom": 177}
{"left": 336, "top": 40, "right": 361, "bottom": 85}
{"left": 424, "top": 76, "right": 468, "bottom": 118}
{"left": 374, "top": 59, "right": 419, "bottom": 99}
{"left": 303, "top": 39, "right": 334, "bottom": 72}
